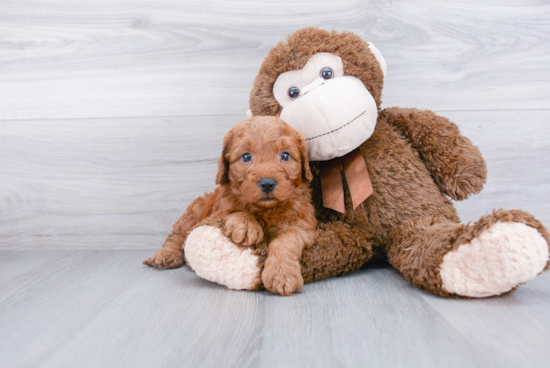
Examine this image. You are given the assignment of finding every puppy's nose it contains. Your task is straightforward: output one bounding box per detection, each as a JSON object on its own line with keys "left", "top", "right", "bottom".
{"left": 258, "top": 178, "right": 277, "bottom": 193}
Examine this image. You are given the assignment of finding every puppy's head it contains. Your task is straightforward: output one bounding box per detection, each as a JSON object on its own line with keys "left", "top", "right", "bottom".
{"left": 216, "top": 116, "right": 312, "bottom": 208}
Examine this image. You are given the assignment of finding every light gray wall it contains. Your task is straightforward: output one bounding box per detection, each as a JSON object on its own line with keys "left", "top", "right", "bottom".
{"left": 1, "top": 0, "right": 549, "bottom": 249}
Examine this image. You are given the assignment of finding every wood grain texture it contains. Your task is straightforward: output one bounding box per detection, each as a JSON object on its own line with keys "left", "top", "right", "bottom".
{"left": 421, "top": 274, "right": 550, "bottom": 368}
{"left": 1, "top": 1, "right": 549, "bottom": 366}
{"left": 256, "top": 269, "right": 493, "bottom": 368}
{"left": 0, "top": 251, "right": 149, "bottom": 368}
{"left": 0, "top": 0, "right": 549, "bottom": 120}
{"left": 1, "top": 110, "right": 549, "bottom": 249}
{"left": 0, "top": 115, "right": 241, "bottom": 249}
{"left": 446, "top": 109, "right": 550, "bottom": 224}
{"left": 0, "top": 251, "right": 72, "bottom": 290}
{"left": 0, "top": 251, "right": 549, "bottom": 368}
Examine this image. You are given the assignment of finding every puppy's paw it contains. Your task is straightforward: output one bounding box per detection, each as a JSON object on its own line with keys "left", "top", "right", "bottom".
{"left": 224, "top": 212, "right": 264, "bottom": 246}
{"left": 143, "top": 248, "right": 183, "bottom": 269}
{"left": 261, "top": 257, "right": 304, "bottom": 296}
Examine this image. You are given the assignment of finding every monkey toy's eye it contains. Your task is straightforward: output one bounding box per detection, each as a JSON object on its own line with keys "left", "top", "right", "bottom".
{"left": 288, "top": 87, "right": 300, "bottom": 99}
{"left": 241, "top": 153, "right": 252, "bottom": 163}
{"left": 280, "top": 152, "right": 290, "bottom": 161}
{"left": 320, "top": 67, "right": 334, "bottom": 80}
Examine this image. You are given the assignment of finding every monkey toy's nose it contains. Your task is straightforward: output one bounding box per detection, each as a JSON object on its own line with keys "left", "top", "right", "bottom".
{"left": 258, "top": 178, "right": 277, "bottom": 193}
{"left": 301, "top": 78, "right": 326, "bottom": 96}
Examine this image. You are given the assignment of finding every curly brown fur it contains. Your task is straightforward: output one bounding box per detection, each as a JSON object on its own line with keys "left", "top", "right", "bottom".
{"left": 144, "top": 116, "right": 317, "bottom": 296}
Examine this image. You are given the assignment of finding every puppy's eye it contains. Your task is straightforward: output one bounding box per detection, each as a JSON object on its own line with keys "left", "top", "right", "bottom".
{"left": 241, "top": 153, "right": 252, "bottom": 163}
{"left": 280, "top": 152, "right": 290, "bottom": 161}
{"left": 288, "top": 87, "right": 300, "bottom": 99}
{"left": 320, "top": 67, "right": 334, "bottom": 80}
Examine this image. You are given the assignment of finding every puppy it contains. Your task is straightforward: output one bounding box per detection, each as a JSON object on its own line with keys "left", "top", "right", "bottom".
{"left": 144, "top": 116, "right": 318, "bottom": 296}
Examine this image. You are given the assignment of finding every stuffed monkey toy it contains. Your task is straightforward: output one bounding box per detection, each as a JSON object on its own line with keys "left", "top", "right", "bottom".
{"left": 147, "top": 27, "right": 550, "bottom": 298}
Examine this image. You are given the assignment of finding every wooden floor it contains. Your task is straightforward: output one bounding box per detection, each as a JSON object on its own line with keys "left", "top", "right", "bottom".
{"left": 0, "top": 251, "right": 549, "bottom": 368}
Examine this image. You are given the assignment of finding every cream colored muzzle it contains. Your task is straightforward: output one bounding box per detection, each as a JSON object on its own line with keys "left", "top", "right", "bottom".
{"left": 280, "top": 76, "right": 378, "bottom": 161}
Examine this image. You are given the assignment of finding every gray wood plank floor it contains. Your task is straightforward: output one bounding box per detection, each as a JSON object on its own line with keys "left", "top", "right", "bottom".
{"left": 1, "top": 251, "right": 549, "bottom": 368}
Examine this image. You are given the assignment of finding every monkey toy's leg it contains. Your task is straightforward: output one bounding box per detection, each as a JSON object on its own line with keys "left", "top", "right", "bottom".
{"left": 184, "top": 220, "right": 375, "bottom": 290}
{"left": 387, "top": 210, "right": 550, "bottom": 298}
{"left": 300, "top": 221, "right": 375, "bottom": 284}
{"left": 143, "top": 195, "right": 210, "bottom": 269}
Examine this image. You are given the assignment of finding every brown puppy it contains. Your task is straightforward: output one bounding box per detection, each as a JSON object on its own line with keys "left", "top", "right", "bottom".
{"left": 144, "top": 116, "right": 317, "bottom": 296}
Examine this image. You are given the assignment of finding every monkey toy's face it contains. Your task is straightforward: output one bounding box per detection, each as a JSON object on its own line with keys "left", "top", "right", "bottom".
{"left": 249, "top": 27, "right": 387, "bottom": 162}
{"left": 273, "top": 49, "right": 385, "bottom": 161}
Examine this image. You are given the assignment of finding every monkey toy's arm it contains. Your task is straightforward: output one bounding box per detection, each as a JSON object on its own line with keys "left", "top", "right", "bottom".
{"left": 382, "top": 107, "right": 487, "bottom": 200}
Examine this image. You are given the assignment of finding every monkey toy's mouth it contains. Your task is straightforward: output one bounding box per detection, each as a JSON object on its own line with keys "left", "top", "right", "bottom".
{"left": 305, "top": 110, "right": 367, "bottom": 143}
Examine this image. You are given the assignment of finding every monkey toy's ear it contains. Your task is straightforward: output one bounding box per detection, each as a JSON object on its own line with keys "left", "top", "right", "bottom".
{"left": 215, "top": 131, "right": 233, "bottom": 185}
{"left": 367, "top": 42, "right": 387, "bottom": 77}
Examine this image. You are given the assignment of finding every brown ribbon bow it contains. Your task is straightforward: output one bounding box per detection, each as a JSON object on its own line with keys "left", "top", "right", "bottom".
{"left": 320, "top": 148, "right": 373, "bottom": 213}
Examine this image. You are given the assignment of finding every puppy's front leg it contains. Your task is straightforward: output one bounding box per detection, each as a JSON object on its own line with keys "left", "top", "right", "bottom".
{"left": 262, "top": 225, "right": 317, "bottom": 296}
{"left": 223, "top": 212, "right": 264, "bottom": 246}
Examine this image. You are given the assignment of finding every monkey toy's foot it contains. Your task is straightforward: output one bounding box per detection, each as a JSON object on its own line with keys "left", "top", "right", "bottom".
{"left": 184, "top": 226, "right": 262, "bottom": 290}
{"left": 389, "top": 210, "right": 550, "bottom": 298}
{"left": 439, "top": 213, "right": 549, "bottom": 298}
{"left": 440, "top": 210, "right": 549, "bottom": 298}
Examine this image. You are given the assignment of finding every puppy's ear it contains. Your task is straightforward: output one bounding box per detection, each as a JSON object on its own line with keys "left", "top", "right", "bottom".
{"left": 216, "top": 130, "right": 233, "bottom": 185}
{"left": 297, "top": 132, "right": 313, "bottom": 183}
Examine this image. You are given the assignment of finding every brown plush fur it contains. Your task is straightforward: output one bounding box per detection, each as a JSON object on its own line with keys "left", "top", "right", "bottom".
{"left": 243, "top": 27, "right": 549, "bottom": 297}
{"left": 147, "top": 27, "right": 550, "bottom": 298}
{"left": 387, "top": 209, "right": 550, "bottom": 297}
{"left": 249, "top": 27, "right": 385, "bottom": 117}
{"left": 144, "top": 116, "right": 317, "bottom": 296}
